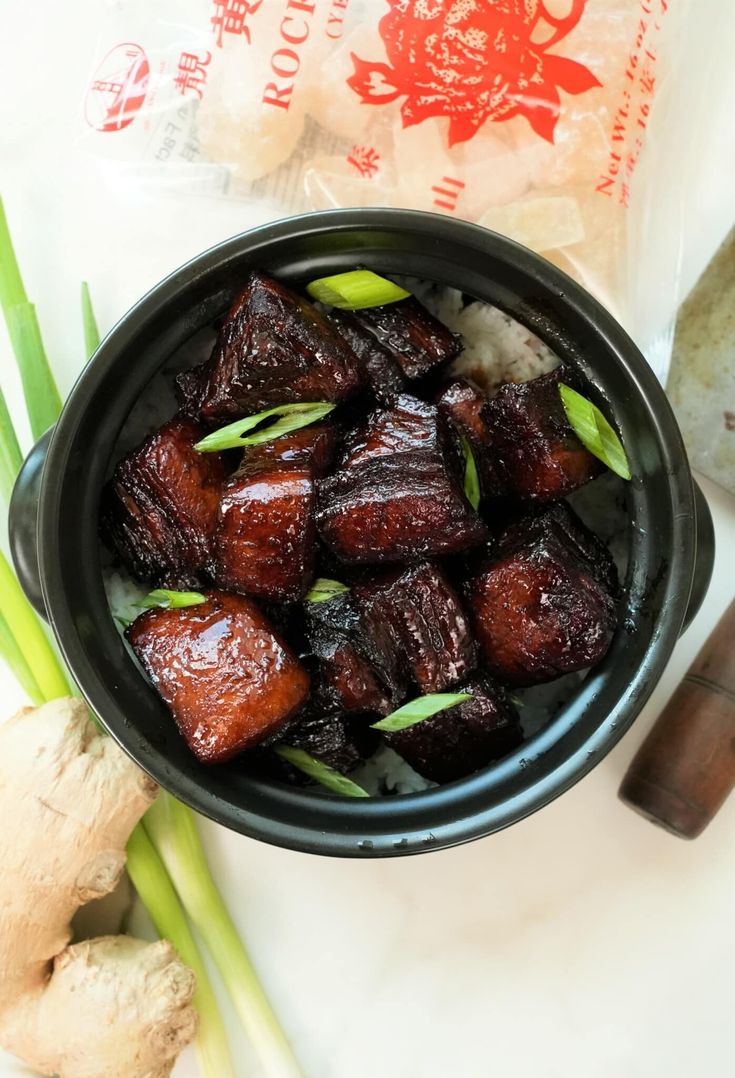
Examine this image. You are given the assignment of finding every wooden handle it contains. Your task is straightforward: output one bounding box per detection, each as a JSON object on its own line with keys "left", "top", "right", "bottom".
{"left": 619, "top": 599, "right": 735, "bottom": 838}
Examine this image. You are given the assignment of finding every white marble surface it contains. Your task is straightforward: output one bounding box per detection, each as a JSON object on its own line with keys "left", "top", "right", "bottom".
{"left": 1, "top": 2, "right": 734, "bottom": 1075}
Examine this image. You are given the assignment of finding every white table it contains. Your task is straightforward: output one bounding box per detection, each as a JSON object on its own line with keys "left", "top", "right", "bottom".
{"left": 1, "top": 2, "right": 733, "bottom": 1075}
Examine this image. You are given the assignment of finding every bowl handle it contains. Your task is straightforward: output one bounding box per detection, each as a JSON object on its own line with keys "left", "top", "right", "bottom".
{"left": 9, "top": 428, "right": 54, "bottom": 620}
{"left": 682, "top": 479, "right": 715, "bottom": 633}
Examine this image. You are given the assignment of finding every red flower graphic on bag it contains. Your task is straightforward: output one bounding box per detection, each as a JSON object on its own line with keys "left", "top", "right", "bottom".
{"left": 347, "top": 0, "right": 602, "bottom": 145}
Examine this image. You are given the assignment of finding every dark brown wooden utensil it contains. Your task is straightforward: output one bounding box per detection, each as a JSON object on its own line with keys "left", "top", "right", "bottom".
{"left": 619, "top": 599, "right": 735, "bottom": 838}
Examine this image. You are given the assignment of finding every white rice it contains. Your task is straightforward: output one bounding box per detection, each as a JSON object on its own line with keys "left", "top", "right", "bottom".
{"left": 407, "top": 278, "right": 559, "bottom": 395}
{"left": 352, "top": 745, "right": 437, "bottom": 797}
{"left": 104, "top": 283, "right": 628, "bottom": 796}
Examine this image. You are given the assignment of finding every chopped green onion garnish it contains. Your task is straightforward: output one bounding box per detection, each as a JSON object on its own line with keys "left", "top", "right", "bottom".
{"left": 460, "top": 435, "right": 481, "bottom": 510}
{"left": 195, "top": 402, "right": 335, "bottom": 453}
{"left": 273, "top": 746, "right": 369, "bottom": 797}
{"left": 559, "top": 383, "right": 631, "bottom": 480}
{"left": 371, "top": 693, "right": 471, "bottom": 733}
{"left": 306, "top": 270, "right": 411, "bottom": 311}
{"left": 81, "top": 281, "right": 101, "bottom": 358}
{"left": 138, "top": 589, "right": 207, "bottom": 610}
{"left": 305, "top": 578, "right": 349, "bottom": 603}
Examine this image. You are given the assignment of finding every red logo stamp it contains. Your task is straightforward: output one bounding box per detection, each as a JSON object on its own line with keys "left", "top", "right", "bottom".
{"left": 348, "top": 0, "right": 601, "bottom": 146}
{"left": 85, "top": 43, "right": 150, "bottom": 133}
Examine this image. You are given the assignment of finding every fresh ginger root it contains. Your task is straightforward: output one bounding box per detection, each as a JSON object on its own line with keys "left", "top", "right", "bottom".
{"left": 0, "top": 698, "right": 198, "bottom": 1077}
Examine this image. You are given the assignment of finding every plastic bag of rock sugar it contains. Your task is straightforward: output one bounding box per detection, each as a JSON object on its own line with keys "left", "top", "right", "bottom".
{"left": 80, "top": 0, "right": 735, "bottom": 381}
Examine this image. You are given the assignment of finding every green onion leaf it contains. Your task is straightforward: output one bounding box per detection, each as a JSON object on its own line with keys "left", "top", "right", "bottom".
{"left": 0, "top": 610, "right": 44, "bottom": 705}
{"left": 0, "top": 195, "right": 27, "bottom": 313}
{"left": 0, "top": 199, "right": 63, "bottom": 439}
{"left": 305, "top": 578, "right": 349, "bottom": 603}
{"left": 195, "top": 402, "right": 335, "bottom": 453}
{"left": 306, "top": 270, "right": 411, "bottom": 310}
{"left": 273, "top": 746, "right": 369, "bottom": 797}
{"left": 5, "top": 302, "right": 63, "bottom": 441}
{"left": 0, "top": 549, "right": 72, "bottom": 700}
{"left": 81, "top": 281, "right": 101, "bottom": 358}
{"left": 371, "top": 692, "right": 471, "bottom": 733}
{"left": 460, "top": 435, "right": 481, "bottom": 510}
{"left": 559, "top": 383, "right": 631, "bottom": 480}
{"left": 138, "top": 589, "right": 207, "bottom": 610}
{"left": 0, "top": 384, "right": 23, "bottom": 506}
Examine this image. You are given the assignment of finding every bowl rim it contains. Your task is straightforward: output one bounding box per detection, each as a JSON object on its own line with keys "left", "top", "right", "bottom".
{"left": 38, "top": 208, "right": 696, "bottom": 856}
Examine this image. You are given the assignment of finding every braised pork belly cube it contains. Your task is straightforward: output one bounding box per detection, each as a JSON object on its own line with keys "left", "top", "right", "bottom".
{"left": 386, "top": 674, "right": 523, "bottom": 783}
{"left": 355, "top": 562, "right": 477, "bottom": 694}
{"left": 127, "top": 591, "right": 310, "bottom": 763}
{"left": 101, "top": 416, "right": 226, "bottom": 585}
{"left": 273, "top": 707, "right": 376, "bottom": 785}
{"left": 317, "top": 395, "right": 486, "bottom": 563}
{"left": 327, "top": 308, "right": 406, "bottom": 403}
{"left": 518, "top": 501, "right": 620, "bottom": 599}
{"left": 483, "top": 367, "right": 603, "bottom": 501}
{"left": 348, "top": 295, "right": 461, "bottom": 379}
{"left": 466, "top": 504, "right": 619, "bottom": 686}
{"left": 176, "top": 271, "right": 362, "bottom": 423}
{"left": 305, "top": 592, "right": 393, "bottom": 715}
{"left": 211, "top": 425, "right": 335, "bottom": 603}
{"left": 256, "top": 422, "right": 339, "bottom": 475}
{"left": 437, "top": 379, "right": 502, "bottom": 499}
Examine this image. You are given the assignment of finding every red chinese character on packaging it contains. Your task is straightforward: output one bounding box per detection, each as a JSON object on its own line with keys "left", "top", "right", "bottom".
{"left": 211, "top": 0, "right": 262, "bottom": 46}
{"left": 347, "top": 145, "right": 380, "bottom": 178}
{"left": 174, "top": 51, "right": 211, "bottom": 99}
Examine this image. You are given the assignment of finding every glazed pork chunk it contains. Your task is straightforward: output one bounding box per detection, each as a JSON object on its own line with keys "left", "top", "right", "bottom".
{"left": 316, "top": 394, "right": 487, "bottom": 563}
{"left": 101, "top": 415, "right": 226, "bottom": 587}
{"left": 176, "top": 271, "right": 362, "bottom": 423}
{"left": 211, "top": 424, "right": 337, "bottom": 602}
{"left": 354, "top": 562, "right": 477, "bottom": 695}
{"left": 127, "top": 591, "right": 310, "bottom": 763}
{"left": 437, "top": 378, "right": 501, "bottom": 499}
{"left": 305, "top": 591, "right": 393, "bottom": 716}
{"left": 466, "top": 504, "right": 619, "bottom": 686}
{"left": 327, "top": 308, "right": 406, "bottom": 403}
{"left": 482, "top": 367, "right": 603, "bottom": 501}
{"left": 345, "top": 295, "right": 461, "bottom": 378}
{"left": 272, "top": 707, "right": 374, "bottom": 781}
{"left": 385, "top": 673, "right": 523, "bottom": 783}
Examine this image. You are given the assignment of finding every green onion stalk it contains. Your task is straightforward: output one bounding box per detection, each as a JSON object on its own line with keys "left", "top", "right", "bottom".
{"left": 0, "top": 194, "right": 302, "bottom": 1078}
{"left": 126, "top": 825, "right": 234, "bottom": 1078}
{"left": 80, "top": 281, "right": 100, "bottom": 357}
{"left": 0, "top": 385, "right": 23, "bottom": 506}
{"left": 0, "top": 198, "right": 62, "bottom": 439}
{"left": 0, "top": 551, "right": 72, "bottom": 701}
{"left": 144, "top": 796, "right": 303, "bottom": 1078}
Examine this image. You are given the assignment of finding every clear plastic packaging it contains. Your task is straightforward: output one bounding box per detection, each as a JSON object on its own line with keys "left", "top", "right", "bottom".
{"left": 79, "top": 0, "right": 734, "bottom": 381}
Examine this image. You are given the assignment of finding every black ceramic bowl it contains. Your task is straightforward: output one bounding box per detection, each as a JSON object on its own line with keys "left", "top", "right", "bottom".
{"left": 10, "top": 209, "right": 714, "bottom": 857}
